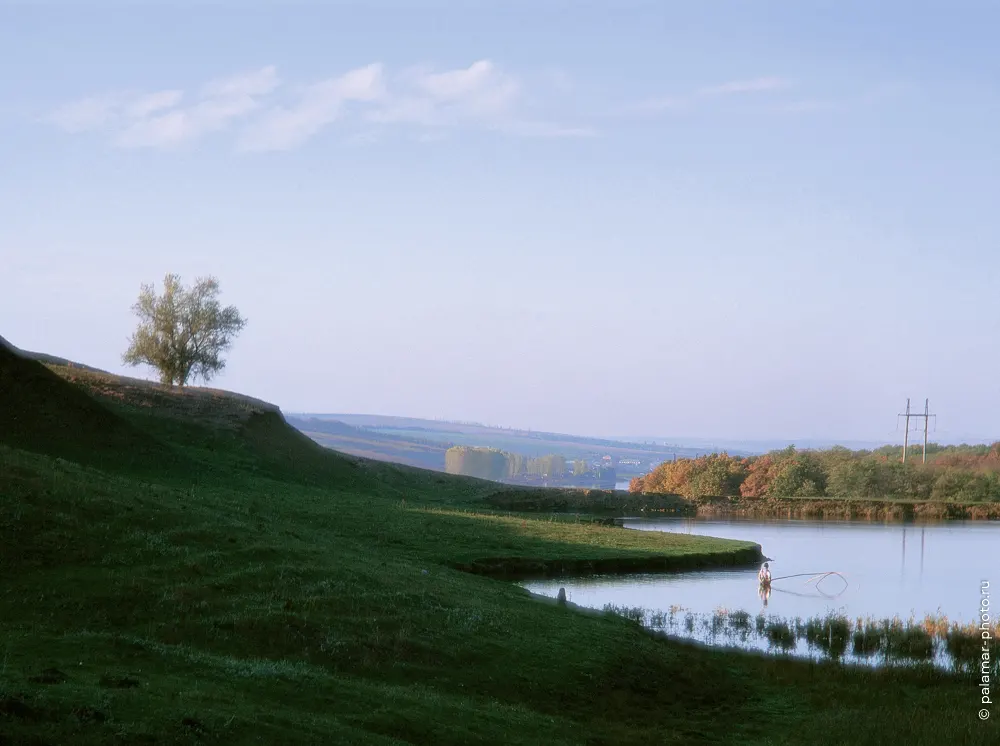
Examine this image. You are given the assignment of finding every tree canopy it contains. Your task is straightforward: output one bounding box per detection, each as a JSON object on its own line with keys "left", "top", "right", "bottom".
{"left": 123, "top": 274, "right": 247, "bottom": 387}
{"left": 630, "top": 443, "right": 1000, "bottom": 503}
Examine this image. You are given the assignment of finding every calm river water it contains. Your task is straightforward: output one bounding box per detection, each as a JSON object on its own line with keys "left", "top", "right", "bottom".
{"left": 522, "top": 517, "right": 999, "bottom": 664}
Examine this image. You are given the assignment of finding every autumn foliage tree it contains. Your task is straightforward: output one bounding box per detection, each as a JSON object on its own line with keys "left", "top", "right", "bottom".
{"left": 123, "top": 274, "right": 247, "bottom": 387}
{"left": 631, "top": 442, "right": 1000, "bottom": 503}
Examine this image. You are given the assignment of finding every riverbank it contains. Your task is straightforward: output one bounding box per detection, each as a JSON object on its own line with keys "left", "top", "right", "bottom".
{"left": 692, "top": 495, "right": 1000, "bottom": 520}
{"left": 501, "top": 484, "right": 1000, "bottom": 521}
{"left": 483, "top": 486, "right": 694, "bottom": 515}
{"left": 453, "top": 543, "right": 763, "bottom": 579}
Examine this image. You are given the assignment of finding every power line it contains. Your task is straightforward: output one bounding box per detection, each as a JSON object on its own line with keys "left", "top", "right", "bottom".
{"left": 896, "top": 398, "right": 937, "bottom": 464}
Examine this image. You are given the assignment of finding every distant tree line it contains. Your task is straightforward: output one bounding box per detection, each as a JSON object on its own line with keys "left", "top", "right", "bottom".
{"left": 630, "top": 444, "right": 1000, "bottom": 503}
{"left": 444, "top": 447, "right": 569, "bottom": 481}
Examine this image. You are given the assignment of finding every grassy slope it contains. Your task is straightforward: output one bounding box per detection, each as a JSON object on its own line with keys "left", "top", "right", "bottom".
{"left": 0, "top": 359, "right": 994, "bottom": 745}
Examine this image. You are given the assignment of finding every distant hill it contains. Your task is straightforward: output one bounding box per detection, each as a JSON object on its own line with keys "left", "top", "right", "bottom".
{"left": 285, "top": 416, "right": 449, "bottom": 471}
{"left": 611, "top": 435, "right": 999, "bottom": 452}
{"left": 287, "top": 412, "right": 729, "bottom": 473}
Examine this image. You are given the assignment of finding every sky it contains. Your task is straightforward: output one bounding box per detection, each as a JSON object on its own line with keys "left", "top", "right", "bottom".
{"left": 2, "top": 1, "right": 999, "bottom": 443}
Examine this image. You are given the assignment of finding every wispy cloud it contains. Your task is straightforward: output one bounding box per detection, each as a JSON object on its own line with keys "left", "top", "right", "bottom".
{"left": 237, "top": 64, "right": 384, "bottom": 152}
{"left": 699, "top": 76, "right": 790, "bottom": 95}
{"left": 117, "top": 67, "right": 279, "bottom": 148}
{"left": 124, "top": 90, "right": 185, "bottom": 119}
{"left": 48, "top": 60, "right": 589, "bottom": 152}
{"left": 48, "top": 66, "right": 280, "bottom": 149}
{"left": 369, "top": 60, "right": 520, "bottom": 129}
{"left": 621, "top": 75, "right": 792, "bottom": 119}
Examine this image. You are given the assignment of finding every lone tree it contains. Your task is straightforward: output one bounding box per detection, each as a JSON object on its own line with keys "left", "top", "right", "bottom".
{"left": 123, "top": 273, "right": 247, "bottom": 387}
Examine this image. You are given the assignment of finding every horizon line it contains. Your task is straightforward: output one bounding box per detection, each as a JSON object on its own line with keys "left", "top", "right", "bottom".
{"left": 285, "top": 412, "right": 997, "bottom": 448}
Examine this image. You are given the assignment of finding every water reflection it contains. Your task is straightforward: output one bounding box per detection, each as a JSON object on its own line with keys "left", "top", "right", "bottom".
{"left": 758, "top": 583, "right": 770, "bottom": 608}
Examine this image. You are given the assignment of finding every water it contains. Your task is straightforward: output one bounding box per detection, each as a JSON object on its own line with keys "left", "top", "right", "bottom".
{"left": 522, "top": 517, "right": 999, "bottom": 666}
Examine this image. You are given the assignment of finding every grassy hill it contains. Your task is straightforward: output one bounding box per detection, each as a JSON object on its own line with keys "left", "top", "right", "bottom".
{"left": 0, "top": 347, "right": 993, "bottom": 744}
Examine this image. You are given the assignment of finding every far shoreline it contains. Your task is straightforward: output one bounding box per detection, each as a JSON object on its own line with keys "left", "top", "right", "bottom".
{"left": 482, "top": 486, "right": 1000, "bottom": 522}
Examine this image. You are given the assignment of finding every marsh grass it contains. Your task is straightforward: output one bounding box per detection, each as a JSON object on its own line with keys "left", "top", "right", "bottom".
{"left": 764, "top": 619, "right": 797, "bottom": 651}
{"left": 852, "top": 619, "right": 884, "bottom": 657}
{"left": 601, "top": 603, "right": 999, "bottom": 676}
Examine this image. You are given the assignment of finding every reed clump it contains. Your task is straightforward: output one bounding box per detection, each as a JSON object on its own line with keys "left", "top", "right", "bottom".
{"left": 804, "top": 614, "right": 851, "bottom": 659}
{"left": 764, "top": 619, "right": 796, "bottom": 651}
{"left": 881, "top": 617, "right": 934, "bottom": 661}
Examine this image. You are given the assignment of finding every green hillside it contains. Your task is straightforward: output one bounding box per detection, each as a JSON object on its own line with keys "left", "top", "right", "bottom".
{"left": 0, "top": 348, "right": 992, "bottom": 744}
{"left": 0, "top": 343, "right": 175, "bottom": 473}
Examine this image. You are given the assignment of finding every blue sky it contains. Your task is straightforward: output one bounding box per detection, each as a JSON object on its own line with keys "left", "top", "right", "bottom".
{"left": 2, "top": 1, "right": 998, "bottom": 442}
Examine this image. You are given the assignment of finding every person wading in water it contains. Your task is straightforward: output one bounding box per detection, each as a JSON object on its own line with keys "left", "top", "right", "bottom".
{"left": 758, "top": 562, "right": 772, "bottom": 585}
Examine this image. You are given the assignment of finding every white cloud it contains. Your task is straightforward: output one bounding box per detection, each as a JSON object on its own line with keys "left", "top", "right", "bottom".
{"left": 237, "top": 64, "right": 384, "bottom": 152}
{"left": 117, "top": 67, "right": 278, "bottom": 148}
{"left": 416, "top": 60, "right": 518, "bottom": 111}
{"left": 50, "top": 66, "right": 278, "bottom": 149}
{"left": 371, "top": 60, "right": 520, "bottom": 128}
{"left": 700, "top": 77, "right": 790, "bottom": 95}
{"left": 367, "top": 60, "right": 584, "bottom": 138}
{"left": 201, "top": 65, "right": 279, "bottom": 99}
{"left": 49, "top": 60, "right": 591, "bottom": 151}
{"left": 124, "top": 90, "right": 184, "bottom": 119}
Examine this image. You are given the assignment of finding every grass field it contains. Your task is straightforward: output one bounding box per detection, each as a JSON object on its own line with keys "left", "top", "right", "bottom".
{"left": 1, "top": 345, "right": 996, "bottom": 744}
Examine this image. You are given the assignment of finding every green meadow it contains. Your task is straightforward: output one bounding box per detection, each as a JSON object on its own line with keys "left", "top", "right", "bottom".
{"left": 0, "top": 350, "right": 995, "bottom": 744}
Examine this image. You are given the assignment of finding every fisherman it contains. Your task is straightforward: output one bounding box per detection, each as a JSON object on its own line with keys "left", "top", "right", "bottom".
{"left": 758, "top": 562, "right": 771, "bottom": 585}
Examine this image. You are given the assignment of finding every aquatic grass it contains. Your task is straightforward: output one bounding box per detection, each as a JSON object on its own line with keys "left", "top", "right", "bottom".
{"left": 882, "top": 617, "right": 935, "bottom": 661}
{"left": 764, "top": 619, "right": 796, "bottom": 651}
{"left": 944, "top": 620, "right": 1000, "bottom": 674}
{"left": 921, "top": 612, "right": 951, "bottom": 638}
{"left": 728, "top": 610, "right": 752, "bottom": 633}
{"left": 602, "top": 604, "right": 644, "bottom": 625}
{"left": 684, "top": 612, "right": 695, "bottom": 633}
{"left": 800, "top": 614, "right": 851, "bottom": 659}
{"left": 794, "top": 617, "right": 808, "bottom": 638}
{"left": 647, "top": 609, "right": 668, "bottom": 628}
{"left": 711, "top": 608, "right": 728, "bottom": 636}
{"left": 852, "top": 619, "right": 884, "bottom": 657}
{"left": 538, "top": 594, "right": 990, "bottom": 677}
